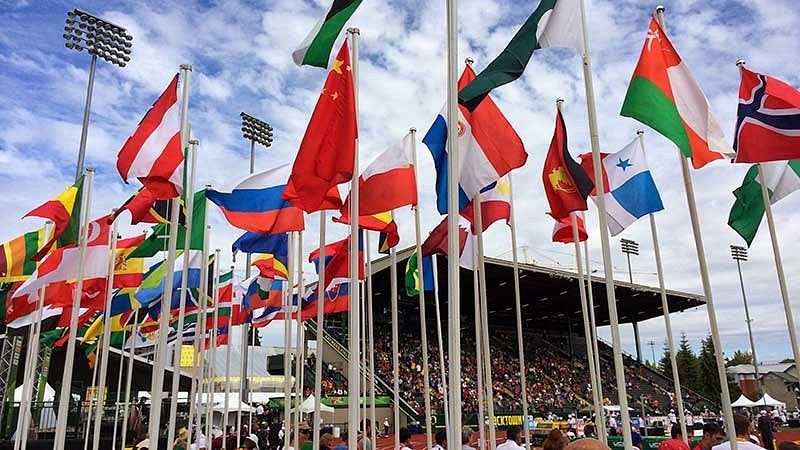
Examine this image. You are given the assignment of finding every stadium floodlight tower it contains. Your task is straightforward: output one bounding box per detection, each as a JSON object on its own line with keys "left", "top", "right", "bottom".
{"left": 620, "top": 238, "right": 639, "bottom": 284}
{"left": 63, "top": 8, "right": 133, "bottom": 181}
{"left": 730, "top": 244, "right": 761, "bottom": 393}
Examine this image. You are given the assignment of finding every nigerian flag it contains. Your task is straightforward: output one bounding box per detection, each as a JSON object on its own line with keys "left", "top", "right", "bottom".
{"left": 293, "top": 0, "right": 363, "bottom": 68}
{"left": 458, "top": 0, "right": 583, "bottom": 111}
{"left": 728, "top": 160, "right": 800, "bottom": 246}
{"left": 404, "top": 251, "right": 434, "bottom": 297}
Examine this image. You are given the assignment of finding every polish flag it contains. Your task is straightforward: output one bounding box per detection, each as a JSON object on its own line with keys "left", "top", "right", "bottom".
{"left": 552, "top": 212, "right": 588, "bottom": 244}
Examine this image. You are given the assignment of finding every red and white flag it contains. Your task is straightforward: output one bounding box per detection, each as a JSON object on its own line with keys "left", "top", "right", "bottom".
{"left": 460, "top": 176, "right": 512, "bottom": 234}
{"left": 552, "top": 212, "right": 588, "bottom": 244}
{"left": 116, "top": 74, "right": 184, "bottom": 199}
{"left": 421, "top": 214, "right": 475, "bottom": 270}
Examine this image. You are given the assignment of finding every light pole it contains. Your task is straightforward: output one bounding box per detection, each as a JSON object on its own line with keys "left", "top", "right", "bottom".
{"left": 731, "top": 244, "right": 761, "bottom": 394}
{"left": 647, "top": 339, "right": 657, "bottom": 365}
{"left": 63, "top": 8, "right": 133, "bottom": 181}
{"left": 621, "top": 238, "right": 642, "bottom": 361}
{"left": 238, "top": 112, "right": 273, "bottom": 432}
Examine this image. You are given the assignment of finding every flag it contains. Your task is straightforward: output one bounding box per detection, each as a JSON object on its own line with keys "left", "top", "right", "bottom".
{"left": 293, "top": 0, "right": 363, "bottom": 68}
{"left": 728, "top": 160, "right": 800, "bottom": 246}
{"left": 552, "top": 213, "right": 587, "bottom": 244}
{"left": 309, "top": 234, "right": 364, "bottom": 290}
{"left": 252, "top": 254, "right": 289, "bottom": 281}
{"left": 458, "top": 0, "right": 583, "bottom": 111}
{"left": 459, "top": 176, "right": 512, "bottom": 234}
{"left": 298, "top": 280, "right": 351, "bottom": 320}
{"left": 113, "top": 235, "right": 146, "bottom": 288}
{"left": 24, "top": 176, "right": 84, "bottom": 261}
{"left": 242, "top": 276, "right": 283, "bottom": 314}
{"left": 232, "top": 232, "right": 289, "bottom": 260}
{"left": 206, "top": 164, "right": 306, "bottom": 234}
{"left": 333, "top": 212, "right": 400, "bottom": 251}
{"left": 424, "top": 64, "right": 526, "bottom": 214}
{"left": 405, "top": 251, "right": 434, "bottom": 297}
{"left": 734, "top": 66, "right": 800, "bottom": 163}
{"left": 342, "top": 134, "right": 417, "bottom": 216}
{"left": 542, "top": 109, "right": 593, "bottom": 220}
{"left": 283, "top": 40, "right": 357, "bottom": 213}
{"left": 116, "top": 74, "right": 184, "bottom": 199}
{"left": 377, "top": 232, "right": 392, "bottom": 255}
{"left": 579, "top": 138, "right": 664, "bottom": 236}
{"left": 109, "top": 187, "right": 179, "bottom": 225}
{"left": 421, "top": 215, "right": 475, "bottom": 270}
{"left": 138, "top": 250, "right": 205, "bottom": 319}
{"left": 620, "top": 17, "right": 729, "bottom": 169}
{"left": 127, "top": 190, "right": 207, "bottom": 258}
{"left": 109, "top": 288, "right": 141, "bottom": 317}
{"left": 0, "top": 228, "right": 48, "bottom": 282}
{"left": 215, "top": 270, "right": 234, "bottom": 326}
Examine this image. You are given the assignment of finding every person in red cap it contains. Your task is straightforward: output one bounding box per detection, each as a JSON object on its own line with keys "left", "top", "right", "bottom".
{"left": 659, "top": 424, "right": 690, "bottom": 450}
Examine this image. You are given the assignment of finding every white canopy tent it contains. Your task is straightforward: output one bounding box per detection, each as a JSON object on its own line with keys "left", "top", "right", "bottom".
{"left": 731, "top": 394, "right": 758, "bottom": 408}
{"left": 298, "top": 395, "right": 334, "bottom": 414}
{"left": 753, "top": 393, "right": 786, "bottom": 408}
{"left": 14, "top": 384, "right": 55, "bottom": 402}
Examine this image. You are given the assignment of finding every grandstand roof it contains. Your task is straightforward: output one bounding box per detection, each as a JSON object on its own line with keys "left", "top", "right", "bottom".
{"left": 369, "top": 247, "right": 706, "bottom": 330}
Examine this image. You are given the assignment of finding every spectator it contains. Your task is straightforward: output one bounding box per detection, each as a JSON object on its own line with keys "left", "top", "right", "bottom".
{"left": 358, "top": 420, "right": 373, "bottom": 450}
{"left": 399, "top": 427, "right": 413, "bottom": 450}
{"left": 497, "top": 426, "right": 524, "bottom": 450}
{"left": 757, "top": 411, "right": 775, "bottom": 450}
{"left": 712, "top": 414, "right": 765, "bottom": 450}
{"left": 244, "top": 434, "right": 259, "bottom": 450}
{"left": 658, "top": 424, "right": 690, "bottom": 450}
{"left": 384, "top": 418, "right": 390, "bottom": 437}
{"left": 320, "top": 433, "right": 334, "bottom": 450}
{"left": 432, "top": 429, "right": 447, "bottom": 450}
{"left": 462, "top": 427, "right": 476, "bottom": 450}
{"left": 335, "top": 432, "right": 348, "bottom": 450}
{"left": 543, "top": 430, "right": 569, "bottom": 450}
{"left": 693, "top": 423, "right": 724, "bottom": 450}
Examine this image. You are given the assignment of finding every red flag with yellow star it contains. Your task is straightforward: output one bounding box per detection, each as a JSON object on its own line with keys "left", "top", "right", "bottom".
{"left": 542, "top": 108, "right": 593, "bottom": 220}
{"left": 283, "top": 39, "right": 357, "bottom": 213}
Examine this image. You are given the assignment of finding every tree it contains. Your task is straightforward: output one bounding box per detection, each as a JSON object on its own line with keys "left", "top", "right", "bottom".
{"left": 726, "top": 350, "right": 753, "bottom": 367}
{"left": 659, "top": 340, "right": 672, "bottom": 374}
{"left": 248, "top": 325, "right": 262, "bottom": 347}
{"left": 780, "top": 358, "right": 795, "bottom": 364}
{"left": 676, "top": 333, "right": 699, "bottom": 389}
{"left": 698, "top": 334, "right": 721, "bottom": 400}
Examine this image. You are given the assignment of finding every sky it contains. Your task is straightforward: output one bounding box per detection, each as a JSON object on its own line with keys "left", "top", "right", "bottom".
{"left": 0, "top": 0, "right": 798, "bottom": 365}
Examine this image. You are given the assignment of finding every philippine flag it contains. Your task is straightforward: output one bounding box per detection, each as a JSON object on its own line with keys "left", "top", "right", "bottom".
{"left": 580, "top": 138, "right": 664, "bottom": 236}
{"left": 206, "top": 164, "right": 305, "bottom": 234}
{"left": 423, "top": 65, "right": 527, "bottom": 215}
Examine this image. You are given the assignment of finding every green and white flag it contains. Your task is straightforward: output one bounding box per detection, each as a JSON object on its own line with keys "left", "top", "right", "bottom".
{"left": 728, "top": 160, "right": 800, "bottom": 246}
{"left": 293, "top": 0, "right": 363, "bottom": 68}
{"left": 458, "top": 0, "right": 583, "bottom": 111}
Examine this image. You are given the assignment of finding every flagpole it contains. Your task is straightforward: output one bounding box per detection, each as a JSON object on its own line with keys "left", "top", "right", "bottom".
{"left": 223, "top": 264, "right": 234, "bottom": 439}
{"left": 91, "top": 211, "right": 120, "bottom": 450}
{"left": 390, "top": 243, "right": 400, "bottom": 450}
{"left": 430, "top": 255, "right": 451, "bottom": 438}
{"left": 651, "top": 9, "right": 736, "bottom": 448}
{"left": 575, "top": 1, "right": 633, "bottom": 447}
{"left": 346, "top": 26, "right": 362, "bottom": 450}
{"left": 583, "top": 239, "right": 606, "bottom": 444}
{"left": 293, "top": 231, "right": 305, "bottom": 448}
{"left": 472, "top": 250, "right": 486, "bottom": 450}
{"left": 473, "top": 195, "right": 497, "bottom": 450}
{"left": 445, "top": 0, "right": 463, "bottom": 445}
{"left": 84, "top": 332, "right": 102, "bottom": 450}
{"left": 507, "top": 175, "right": 531, "bottom": 449}
{"left": 360, "top": 280, "right": 367, "bottom": 433}
{"left": 120, "top": 320, "right": 138, "bottom": 450}
{"left": 284, "top": 232, "right": 296, "bottom": 446}
{"left": 168, "top": 138, "right": 199, "bottom": 446}
{"left": 149, "top": 63, "right": 192, "bottom": 447}
{"left": 207, "top": 248, "right": 222, "bottom": 440}
{"left": 111, "top": 324, "right": 127, "bottom": 450}
{"left": 249, "top": 316, "right": 256, "bottom": 429}
{"left": 569, "top": 211, "right": 604, "bottom": 441}
{"left": 636, "top": 130, "right": 689, "bottom": 443}
{"left": 313, "top": 212, "right": 327, "bottom": 448}
{"left": 364, "top": 232, "right": 377, "bottom": 440}
{"left": 189, "top": 219, "right": 211, "bottom": 436}
{"left": 53, "top": 167, "right": 95, "bottom": 450}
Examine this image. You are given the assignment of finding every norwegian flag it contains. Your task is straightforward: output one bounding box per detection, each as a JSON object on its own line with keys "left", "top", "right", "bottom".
{"left": 116, "top": 74, "right": 184, "bottom": 199}
{"left": 734, "top": 66, "right": 800, "bottom": 163}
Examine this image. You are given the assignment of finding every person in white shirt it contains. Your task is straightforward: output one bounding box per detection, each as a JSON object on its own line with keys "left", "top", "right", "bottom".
{"left": 462, "top": 426, "right": 477, "bottom": 450}
{"left": 712, "top": 413, "right": 766, "bottom": 450}
{"left": 432, "top": 430, "right": 447, "bottom": 450}
{"left": 669, "top": 410, "right": 677, "bottom": 424}
{"left": 496, "top": 426, "right": 525, "bottom": 450}
{"left": 190, "top": 426, "right": 207, "bottom": 450}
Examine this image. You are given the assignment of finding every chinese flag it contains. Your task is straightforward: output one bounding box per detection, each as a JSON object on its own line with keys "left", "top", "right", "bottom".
{"left": 283, "top": 39, "right": 357, "bottom": 213}
{"left": 542, "top": 109, "right": 594, "bottom": 220}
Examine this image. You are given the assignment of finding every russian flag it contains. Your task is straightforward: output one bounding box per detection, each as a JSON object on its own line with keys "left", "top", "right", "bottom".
{"left": 206, "top": 164, "right": 305, "bottom": 234}
{"left": 423, "top": 64, "right": 527, "bottom": 215}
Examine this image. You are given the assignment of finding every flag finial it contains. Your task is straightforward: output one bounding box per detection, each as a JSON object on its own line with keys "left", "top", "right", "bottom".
{"left": 347, "top": 27, "right": 360, "bottom": 35}
{"left": 189, "top": 139, "right": 199, "bottom": 145}
{"left": 636, "top": 129, "right": 644, "bottom": 136}
{"left": 465, "top": 57, "right": 474, "bottom": 66}
{"left": 736, "top": 59, "right": 746, "bottom": 67}
{"left": 409, "top": 127, "right": 417, "bottom": 133}
{"left": 655, "top": 5, "right": 665, "bottom": 13}
{"left": 180, "top": 64, "right": 192, "bottom": 71}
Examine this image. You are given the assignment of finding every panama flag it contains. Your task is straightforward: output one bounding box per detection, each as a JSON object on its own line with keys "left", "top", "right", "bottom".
{"left": 734, "top": 66, "right": 800, "bottom": 163}
{"left": 621, "top": 17, "right": 730, "bottom": 169}
{"left": 580, "top": 138, "right": 664, "bottom": 236}
{"left": 116, "top": 74, "right": 184, "bottom": 199}
{"left": 207, "top": 164, "right": 305, "bottom": 234}
{"left": 424, "top": 64, "right": 527, "bottom": 214}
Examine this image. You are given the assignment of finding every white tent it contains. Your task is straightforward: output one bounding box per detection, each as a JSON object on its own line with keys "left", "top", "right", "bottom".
{"left": 602, "top": 405, "right": 634, "bottom": 412}
{"left": 14, "top": 384, "right": 55, "bottom": 402}
{"left": 298, "top": 395, "right": 334, "bottom": 414}
{"left": 753, "top": 393, "right": 786, "bottom": 408}
{"left": 731, "top": 394, "right": 757, "bottom": 408}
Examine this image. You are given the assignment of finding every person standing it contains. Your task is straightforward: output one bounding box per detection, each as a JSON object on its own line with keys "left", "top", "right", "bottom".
{"left": 384, "top": 417, "right": 390, "bottom": 437}
{"left": 399, "top": 427, "right": 413, "bottom": 450}
{"left": 658, "top": 424, "right": 690, "bottom": 450}
{"left": 432, "top": 430, "right": 447, "bottom": 450}
{"left": 757, "top": 411, "right": 775, "bottom": 450}
{"left": 712, "top": 414, "right": 766, "bottom": 450}
{"left": 497, "top": 426, "right": 525, "bottom": 450}
{"left": 462, "top": 427, "right": 477, "bottom": 450}
{"left": 693, "top": 423, "right": 724, "bottom": 450}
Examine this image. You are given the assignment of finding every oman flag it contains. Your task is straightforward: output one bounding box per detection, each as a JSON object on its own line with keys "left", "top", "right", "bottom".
{"left": 621, "top": 17, "right": 730, "bottom": 169}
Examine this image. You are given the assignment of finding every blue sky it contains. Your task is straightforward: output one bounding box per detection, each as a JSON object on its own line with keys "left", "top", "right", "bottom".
{"left": 1, "top": 0, "right": 799, "bottom": 364}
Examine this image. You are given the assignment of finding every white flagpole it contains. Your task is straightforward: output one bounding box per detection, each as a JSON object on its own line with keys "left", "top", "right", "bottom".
{"left": 473, "top": 195, "right": 497, "bottom": 450}
{"left": 569, "top": 211, "right": 604, "bottom": 439}
{"left": 284, "top": 232, "right": 296, "bottom": 445}
{"left": 249, "top": 317, "right": 256, "bottom": 429}
{"left": 430, "top": 255, "right": 451, "bottom": 438}
{"left": 361, "top": 280, "right": 367, "bottom": 433}
{"left": 149, "top": 63, "right": 192, "bottom": 447}
{"left": 366, "top": 240, "right": 377, "bottom": 443}
{"left": 120, "top": 321, "right": 138, "bottom": 450}
{"left": 445, "top": 0, "right": 462, "bottom": 446}
{"left": 507, "top": 175, "right": 530, "bottom": 449}
{"left": 313, "top": 212, "right": 327, "bottom": 448}
{"left": 111, "top": 325, "right": 127, "bottom": 450}
{"left": 91, "top": 211, "right": 120, "bottom": 450}
{"left": 294, "top": 231, "right": 305, "bottom": 443}
{"left": 637, "top": 131, "right": 689, "bottom": 443}
{"left": 390, "top": 243, "right": 400, "bottom": 450}
{"left": 84, "top": 332, "right": 102, "bottom": 450}
{"left": 363, "top": 233, "right": 374, "bottom": 437}
{"left": 207, "top": 248, "right": 222, "bottom": 439}
{"left": 168, "top": 138, "right": 199, "bottom": 446}
{"left": 409, "top": 128, "right": 434, "bottom": 450}
{"left": 583, "top": 239, "right": 606, "bottom": 443}
{"left": 575, "top": 1, "right": 633, "bottom": 446}
{"left": 223, "top": 263, "right": 234, "bottom": 439}
{"left": 652, "top": 8, "right": 736, "bottom": 448}
{"left": 346, "top": 27, "right": 362, "bottom": 450}
{"left": 189, "top": 219, "right": 211, "bottom": 436}
{"left": 472, "top": 253, "right": 486, "bottom": 450}
{"left": 53, "top": 167, "right": 95, "bottom": 450}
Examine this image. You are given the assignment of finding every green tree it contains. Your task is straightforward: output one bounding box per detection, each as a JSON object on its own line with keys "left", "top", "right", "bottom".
{"left": 659, "top": 340, "right": 672, "bottom": 374}
{"left": 697, "top": 334, "right": 721, "bottom": 400}
{"left": 675, "top": 333, "right": 699, "bottom": 389}
{"left": 726, "top": 350, "right": 753, "bottom": 367}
